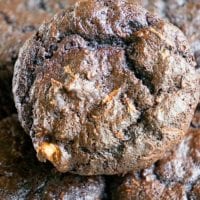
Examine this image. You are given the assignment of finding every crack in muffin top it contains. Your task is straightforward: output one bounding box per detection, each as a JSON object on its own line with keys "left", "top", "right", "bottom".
{"left": 13, "top": 0, "right": 199, "bottom": 175}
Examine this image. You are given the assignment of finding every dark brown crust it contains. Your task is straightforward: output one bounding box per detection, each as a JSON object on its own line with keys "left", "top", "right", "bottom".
{"left": 0, "top": 115, "right": 105, "bottom": 199}
{"left": 13, "top": 0, "right": 199, "bottom": 175}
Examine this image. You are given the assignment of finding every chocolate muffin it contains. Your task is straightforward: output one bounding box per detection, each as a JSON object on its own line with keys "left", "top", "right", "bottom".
{"left": 112, "top": 111, "right": 200, "bottom": 200}
{"left": 0, "top": 115, "right": 106, "bottom": 199}
{"left": 13, "top": 0, "right": 199, "bottom": 175}
{"left": 0, "top": 0, "right": 71, "bottom": 119}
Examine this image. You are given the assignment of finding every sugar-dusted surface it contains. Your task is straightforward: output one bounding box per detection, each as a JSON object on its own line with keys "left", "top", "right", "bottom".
{"left": 13, "top": 0, "right": 199, "bottom": 175}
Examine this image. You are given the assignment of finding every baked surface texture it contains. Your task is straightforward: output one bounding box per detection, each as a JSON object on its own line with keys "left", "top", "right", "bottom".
{"left": 0, "top": 115, "right": 105, "bottom": 200}
{"left": 141, "top": 0, "right": 200, "bottom": 69}
{"left": 0, "top": 0, "right": 70, "bottom": 119}
{"left": 13, "top": 0, "right": 199, "bottom": 175}
{"left": 112, "top": 110, "right": 200, "bottom": 200}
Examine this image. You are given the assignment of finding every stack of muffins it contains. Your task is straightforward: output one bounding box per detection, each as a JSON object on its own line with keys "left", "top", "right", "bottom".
{"left": 0, "top": 0, "right": 199, "bottom": 199}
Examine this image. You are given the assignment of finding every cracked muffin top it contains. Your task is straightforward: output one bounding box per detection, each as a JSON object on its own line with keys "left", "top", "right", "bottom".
{"left": 13, "top": 0, "right": 199, "bottom": 175}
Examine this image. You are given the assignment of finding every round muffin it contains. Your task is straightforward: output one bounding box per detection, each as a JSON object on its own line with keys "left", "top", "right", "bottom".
{"left": 0, "top": 0, "right": 71, "bottom": 119}
{"left": 13, "top": 0, "right": 199, "bottom": 175}
{"left": 112, "top": 125, "right": 200, "bottom": 199}
{"left": 0, "top": 115, "right": 106, "bottom": 199}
